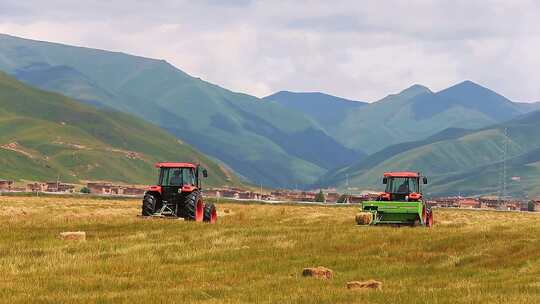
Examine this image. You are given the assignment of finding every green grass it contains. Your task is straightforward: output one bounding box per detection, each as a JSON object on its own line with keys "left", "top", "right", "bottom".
{"left": 1, "top": 196, "right": 540, "bottom": 303}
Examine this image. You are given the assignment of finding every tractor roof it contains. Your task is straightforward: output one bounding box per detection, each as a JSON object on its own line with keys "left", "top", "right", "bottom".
{"left": 384, "top": 171, "right": 420, "bottom": 178}
{"left": 155, "top": 162, "right": 197, "bottom": 168}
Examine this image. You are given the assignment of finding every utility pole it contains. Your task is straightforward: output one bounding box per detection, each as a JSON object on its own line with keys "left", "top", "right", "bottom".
{"left": 345, "top": 173, "right": 349, "bottom": 197}
{"left": 498, "top": 128, "right": 509, "bottom": 205}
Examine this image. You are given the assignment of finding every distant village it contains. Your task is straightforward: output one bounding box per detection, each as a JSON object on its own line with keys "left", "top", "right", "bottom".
{"left": 1, "top": 179, "right": 539, "bottom": 212}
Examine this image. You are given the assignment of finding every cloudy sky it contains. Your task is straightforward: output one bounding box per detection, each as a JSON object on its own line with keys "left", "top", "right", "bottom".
{"left": 1, "top": 0, "right": 539, "bottom": 102}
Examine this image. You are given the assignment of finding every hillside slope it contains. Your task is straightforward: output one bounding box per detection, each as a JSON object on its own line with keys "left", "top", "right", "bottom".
{"left": 0, "top": 72, "right": 239, "bottom": 186}
{"left": 0, "top": 33, "right": 359, "bottom": 187}
{"left": 321, "top": 111, "right": 540, "bottom": 197}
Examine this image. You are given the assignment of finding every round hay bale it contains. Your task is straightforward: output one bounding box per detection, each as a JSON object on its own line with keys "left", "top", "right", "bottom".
{"left": 59, "top": 231, "right": 86, "bottom": 241}
{"left": 347, "top": 280, "right": 382, "bottom": 290}
{"left": 302, "top": 266, "right": 333, "bottom": 279}
{"left": 355, "top": 212, "right": 373, "bottom": 225}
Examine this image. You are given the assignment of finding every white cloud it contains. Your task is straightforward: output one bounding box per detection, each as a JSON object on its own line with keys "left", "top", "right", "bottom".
{"left": 0, "top": 0, "right": 539, "bottom": 102}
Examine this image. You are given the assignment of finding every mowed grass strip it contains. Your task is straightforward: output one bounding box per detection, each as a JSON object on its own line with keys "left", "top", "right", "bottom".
{"left": 1, "top": 196, "right": 540, "bottom": 303}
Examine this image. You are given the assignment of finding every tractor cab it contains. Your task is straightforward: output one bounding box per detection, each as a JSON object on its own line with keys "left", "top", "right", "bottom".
{"left": 152, "top": 162, "right": 207, "bottom": 205}
{"left": 380, "top": 172, "right": 427, "bottom": 202}
{"left": 142, "top": 162, "right": 216, "bottom": 223}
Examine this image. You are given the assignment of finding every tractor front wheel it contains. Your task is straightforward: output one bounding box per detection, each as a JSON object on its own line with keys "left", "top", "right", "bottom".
{"left": 203, "top": 203, "right": 218, "bottom": 224}
{"left": 142, "top": 194, "right": 157, "bottom": 216}
{"left": 184, "top": 191, "right": 204, "bottom": 222}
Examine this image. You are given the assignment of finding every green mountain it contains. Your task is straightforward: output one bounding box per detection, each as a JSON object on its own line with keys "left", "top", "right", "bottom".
{"left": 12, "top": 62, "right": 115, "bottom": 109}
{"left": 0, "top": 72, "right": 239, "bottom": 187}
{"left": 269, "top": 82, "right": 536, "bottom": 155}
{"left": 320, "top": 111, "right": 540, "bottom": 197}
{"left": 263, "top": 91, "right": 367, "bottom": 139}
{"left": 0, "top": 33, "right": 359, "bottom": 187}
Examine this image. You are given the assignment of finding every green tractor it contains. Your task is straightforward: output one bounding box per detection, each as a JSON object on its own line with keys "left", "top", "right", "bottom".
{"left": 356, "top": 172, "right": 433, "bottom": 227}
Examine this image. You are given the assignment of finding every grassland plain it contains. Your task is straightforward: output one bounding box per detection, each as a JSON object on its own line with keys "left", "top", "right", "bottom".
{"left": 1, "top": 196, "right": 540, "bottom": 303}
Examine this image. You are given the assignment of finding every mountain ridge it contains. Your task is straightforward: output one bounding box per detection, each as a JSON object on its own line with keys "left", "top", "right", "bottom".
{"left": 0, "top": 33, "right": 360, "bottom": 188}
{"left": 331, "top": 80, "right": 534, "bottom": 153}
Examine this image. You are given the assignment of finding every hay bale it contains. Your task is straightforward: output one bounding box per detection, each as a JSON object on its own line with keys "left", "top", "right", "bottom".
{"left": 355, "top": 212, "right": 373, "bottom": 225}
{"left": 347, "top": 280, "right": 382, "bottom": 290}
{"left": 59, "top": 231, "right": 86, "bottom": 241}
{"left": 302, "top": 266, "right": 333, "bottom": 279}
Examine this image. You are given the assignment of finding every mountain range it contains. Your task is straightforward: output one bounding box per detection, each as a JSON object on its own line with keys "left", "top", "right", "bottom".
{"left": 265, "top": 81, "right": 540, "bottom": 197}
{"left": 266, "top": 82, "right": 539, "bottom": 154}
{"left": 0, "top": 33, "right": 359, "bottom": 188}
{"left": 318, "top": 111, "right": 540, "bottom": 197}
{"left": 1, "top": 33, "right": 540, "bottom": 196}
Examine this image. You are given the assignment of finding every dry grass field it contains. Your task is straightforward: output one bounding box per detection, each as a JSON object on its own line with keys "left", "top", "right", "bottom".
{"left": 1, "top": 195, "right": 540, "bottom": 303}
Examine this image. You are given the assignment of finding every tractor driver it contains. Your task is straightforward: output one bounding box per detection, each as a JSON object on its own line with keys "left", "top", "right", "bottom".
{"left": 169, "top": 169, "right": 183, "bottom": 186}
{"left": 397, "top": 179, "right": 409, "bottom": 193}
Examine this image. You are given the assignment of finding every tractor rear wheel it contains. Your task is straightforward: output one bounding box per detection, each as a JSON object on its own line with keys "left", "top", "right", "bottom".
{"left": 142, "top": 194, "right": 157, "bottom": 216}
{"left": 421, "top": 206, "right": 427, "bottom": 224}
{"left": 426, "top": 209, "right": 434, "bottom": 228}
{"left": 203, "top": 203, "right": 217, "bottom": 224}
{"left": 184, "top": 191, "right": 204, "bottom": 222}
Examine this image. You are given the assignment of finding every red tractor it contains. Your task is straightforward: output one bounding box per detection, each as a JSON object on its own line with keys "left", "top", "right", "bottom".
{"left": 142, "top": 162, "right": 217, "bottom": 223}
